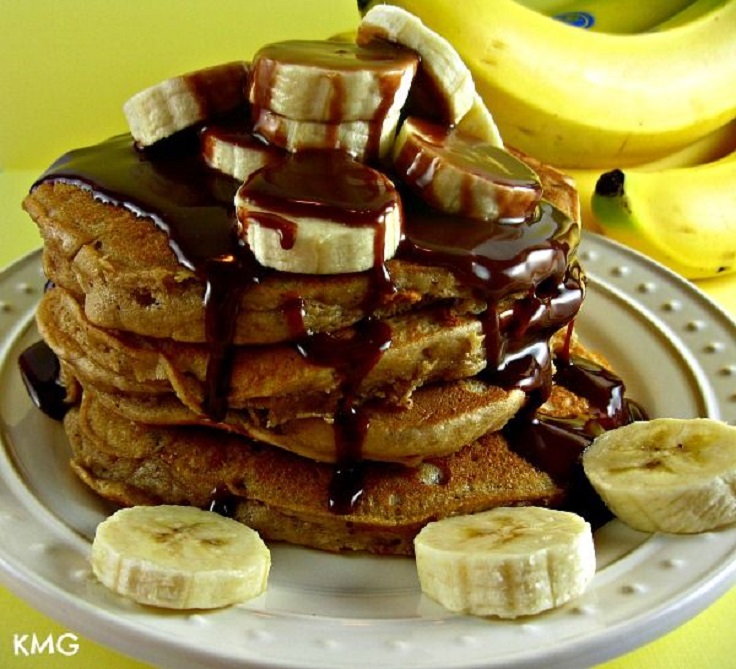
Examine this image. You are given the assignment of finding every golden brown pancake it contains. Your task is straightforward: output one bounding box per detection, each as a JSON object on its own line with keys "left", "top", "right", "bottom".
{"left": 66, "top": 390, "right": 568, "bottom": 555}
{"left": 68, "top": 370, "right": 525, "bottom": 465}
{"left": 54, "top": 322, "right": 615, "bottom": 555}
{"left": 37, "top": 285, "right": 490, "bottom": 413}
{"left": 23, "top": 146, "right": 579, "bottom": 345}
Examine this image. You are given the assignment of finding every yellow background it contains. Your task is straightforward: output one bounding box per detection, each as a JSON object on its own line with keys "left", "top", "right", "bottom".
{"left": 1, "top": 1, "right": 736, "bottom": 668}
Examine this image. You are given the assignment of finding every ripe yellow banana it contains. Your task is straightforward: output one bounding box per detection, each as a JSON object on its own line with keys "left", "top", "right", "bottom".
{"left": 521, "top": 0, "right": 693, "bottom": 33}
{"left": 591, "top": 147, "right": 736, "bottom": 279}
{"left": 652, "top": 0, "right": 732, "bottom": 30}
{"left": 360, "top": 0, "right": 736, "bottom": 168}
{"left": 567, "top": 118, "right": 736, "bottom": 232}
{"left": 583, "top": 418, "right": 736, "bottom": 533}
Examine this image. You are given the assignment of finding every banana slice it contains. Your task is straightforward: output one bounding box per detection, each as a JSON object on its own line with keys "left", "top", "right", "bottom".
{"left": 455, "top": 93, "right": 504, "bottom": 147}
{"left": 414, "top": 507, "right": 595, "bottom": 618}
{"left": 200, "top": 122, "right": 284, "bottom": 182}
{"left": 91, "top": 505, "right": 271, "bottom": 609}
{"left": 123, "top": 61, "right": 249, "bottom": 147}
{"left": 236, "top": 150, "right": 402, "bottom": 274}
{"left": 393, "top": 117, "right": 541, "bottom": 221}
{"left": 249, "top": 40, "right": 418, "bottom": 122}
{"left": 251, "top": 106, "right": 401, "bottom": 162}
{"left": 357, "top": 4, "right": 475, "bottom": 125}
{"left": 583, "top": 418, "right": 736, "bottom": 534}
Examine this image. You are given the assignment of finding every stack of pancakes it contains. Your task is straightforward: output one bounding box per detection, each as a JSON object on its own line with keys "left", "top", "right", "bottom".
{"left": 23, "top": 153, "right": 604, "bottom": 554}
{"left": 21, "top": 37, "right": 625, "bottom": 555}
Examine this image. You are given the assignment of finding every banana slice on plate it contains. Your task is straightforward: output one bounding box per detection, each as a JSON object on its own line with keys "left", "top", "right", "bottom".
{"left": 583, "top": 418, "right": 736, "bottom": 533}
{"left": 249, "top": 39, "right": 418, "bottom": 122}
{"left": 236, "top": 150, "right": 402, "bottom": 274}
{"left": 414, "top": 507, "right": 596, "bottom": 619}
{"left": 91, "top": 505, "right": 271, "bottom": 610}
{"left": 123, "top": 61, "right": 249, "bottom": 147}
{"left": 393, "top": 117, "right": 541, "bottom": 221}
{"left": 357, "top": 4, "right": 475, "bottom": 126}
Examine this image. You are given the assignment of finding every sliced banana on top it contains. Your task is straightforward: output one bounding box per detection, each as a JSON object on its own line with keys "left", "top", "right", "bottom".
{"left": 583, "top": 418, "right": 736, "bottom": 534}
{"left": 200, "top": 122, "right": 285, "bottom": 182}
{"left": 357, "top": 4, "right": 476, "bottom": 126}
{"left": 91, "top": 505, "right": 271, "bottom": 610}
{"left": 414, "top": 506, "right": 596, "bottom": 619}
{"left": 123, "top": 61, "right": 249, "bottom": 147}
{"left": 236, "top": 150, "right": 402, "bottom": 274}
{"left": 249, "top": 39, "right": 418, "bottom": 122}
{"left": 456, "top": 93, "right": 504, "bottom": 147}
{"left": 252, "top": 106, "right": 401, "bottom": 163}
{"left": 393, "top": 117, "right": 542, "bottom": 221}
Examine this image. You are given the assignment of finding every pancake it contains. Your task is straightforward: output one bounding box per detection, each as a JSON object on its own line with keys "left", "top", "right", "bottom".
{"left": 65, "top": 391, "right": 566, "bottom": 555}
{"left": 64, "top": 332, "right": 618, "bottom": 556}
{"left": 23, "top": 140, "right": 580, "bottom": 346}
{"left": 19, "top": 60, "right": 624, "bottom": 557}
{"left": 54, "top": 325, "right": 608, "bottom": 470}
{"left": 52, "top": 316, "right": 624, "bottom": 556}
{"left": 37, "top": 285, "right": 490, "bottom": 412}
{"left": 69, "top": 371, "right": 526, "bottom": 465}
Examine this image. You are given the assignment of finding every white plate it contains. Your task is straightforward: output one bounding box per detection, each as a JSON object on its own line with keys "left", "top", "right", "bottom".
{"left": 1, "top": 235, "right": 736, "bottom": 669}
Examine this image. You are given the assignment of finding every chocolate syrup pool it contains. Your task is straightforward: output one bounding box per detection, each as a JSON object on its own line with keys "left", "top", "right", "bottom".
{"left": 25, "top": 130, "right": 640, "bottom": 519}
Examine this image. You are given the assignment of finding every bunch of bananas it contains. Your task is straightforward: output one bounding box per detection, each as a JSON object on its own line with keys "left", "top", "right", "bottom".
{"left": 358, "top": 0, "right": 736, "bottom": 279}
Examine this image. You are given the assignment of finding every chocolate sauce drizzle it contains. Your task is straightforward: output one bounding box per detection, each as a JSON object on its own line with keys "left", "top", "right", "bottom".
{"left": 398, "top": 192, "right": 583, "bottom": 405}
{"left": 505, "top": 337, "right": 648, "bottom": 526}
{"left": 31, "top": 131, "right": 263, "bottom": 422}
{"left": 296, "top": 318, "right": 392, "bottom": 513}
{"left": 27, "top": 127, "right": 638, "bottom": 518}
{"left": 18, "top": 340, "right": 68, "bottom": 421}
